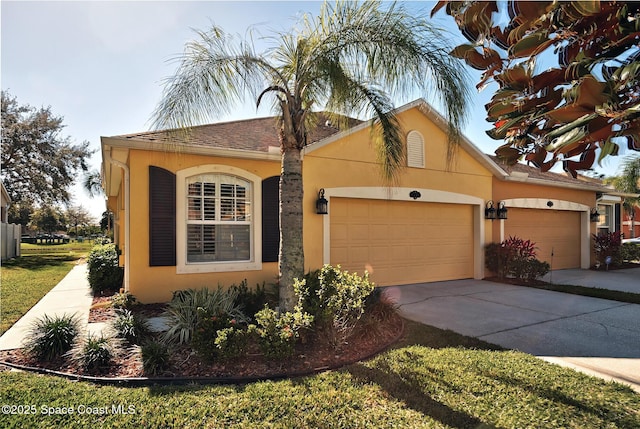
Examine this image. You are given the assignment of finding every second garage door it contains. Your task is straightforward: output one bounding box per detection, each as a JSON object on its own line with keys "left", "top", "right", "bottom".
{"left": 330, "top": 198, "right": 474, "bottom": 286}
{"left": 504, "top": 208, "right": 581, "bottom": 269}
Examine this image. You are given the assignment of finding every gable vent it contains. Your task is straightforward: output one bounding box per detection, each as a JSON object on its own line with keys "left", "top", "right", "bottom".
{"left": 407, "top": 130, "right": 425, "bottom": 168}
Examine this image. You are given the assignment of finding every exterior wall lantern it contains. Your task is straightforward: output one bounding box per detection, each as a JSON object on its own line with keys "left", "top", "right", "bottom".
{"left": 590, "top": 207, "right": 599, "bottom": 222}
{"left": 485, "top": 200, "right": 497, "bottom": 220}
{"left": 316, "top": 188, "right": 328, "bottom": 215}
{"left": 497, "top": 201, "right": 508, "bottom": 220}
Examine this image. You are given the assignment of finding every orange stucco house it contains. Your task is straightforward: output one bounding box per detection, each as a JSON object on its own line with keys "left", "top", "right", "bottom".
{"left": 101, "top": 99, "right": 620, "bottom": 303}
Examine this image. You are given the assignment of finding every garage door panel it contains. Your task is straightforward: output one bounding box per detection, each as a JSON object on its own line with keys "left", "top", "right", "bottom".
{"left": 330, "top": 198, "right": 473, "bottom": 286}
{"left": 505, "top": 208, "right": 580, "bottom": 269}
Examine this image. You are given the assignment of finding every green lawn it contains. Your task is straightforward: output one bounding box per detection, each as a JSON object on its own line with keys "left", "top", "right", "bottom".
{"left": 20, "top": 241, "right": 94, "bottom": 256}
{"left": 1, "top": 322, "right": 637, "bottom": 429}
{"left": 0, "top": 254, "right": 82, "bottom": 334}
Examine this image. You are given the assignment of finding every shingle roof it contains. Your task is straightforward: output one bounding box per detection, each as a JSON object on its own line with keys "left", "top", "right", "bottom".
{"left": 488, "top": 155, "right": 611, "bottom": 191}
{"left": 114, "top": 113, "right": 362, "bottom": 153}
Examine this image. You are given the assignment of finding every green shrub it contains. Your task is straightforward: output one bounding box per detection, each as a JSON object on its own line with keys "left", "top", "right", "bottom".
{"left": 621, "top": 242, "right": 640, "bottom": 262}
{"left": 162, "top": 287, "right": 247, "bottom": 345}
{"left": 358, "top": 288, "right": 400, "bottom": 339}
{"left": 523, "top": 259, "right": 551, "bottom": 282}
{"left": 111, "top": 309, "right": 150, "bottom": 344}
{"left": 254, "top": 306, "right": 313, "bottom": 359}
{"left": 141, "top": 341, "right": 170, "bottom": 376}
{"left": 24, "top": 313, "right": 80, "bottom": 361}
{"left": 87, "top": 244, "right": 123, "bottom": 294}
{"left": 229, "top": 280, "right": 276, "bottom": 321}
{"left": 191, "top": 310, "right": 240, "bottom": 361}
{"left": 68, "top": 334, "right": 117, "bottom": 372}
{"left": 295, "top": 264, "right": 375, "bottom": 347}
{"left": 214, "top": 326, "right": 252, "bottom": 360}
{"left": 111, "top": 291, "right": 137, "bottom": 309}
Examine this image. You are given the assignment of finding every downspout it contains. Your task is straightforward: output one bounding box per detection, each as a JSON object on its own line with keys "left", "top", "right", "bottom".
{"left": 105, "top": 149, "right": 130, "bottom": 293}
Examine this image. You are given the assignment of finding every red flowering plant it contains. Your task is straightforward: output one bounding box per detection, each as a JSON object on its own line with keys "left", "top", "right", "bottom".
{"left": 592, "top": 231, "right": 622, "bottom": 268}
{"left": 485, "top": 236, "right": 549, "bottom": 282}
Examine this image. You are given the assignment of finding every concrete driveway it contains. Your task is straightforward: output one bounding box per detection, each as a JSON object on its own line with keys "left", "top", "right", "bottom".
{"left": 386, "top": 278, "right": 640, "bottom": 392}
{"left": 542, "top": 267, "right": 640, "bottom": 294}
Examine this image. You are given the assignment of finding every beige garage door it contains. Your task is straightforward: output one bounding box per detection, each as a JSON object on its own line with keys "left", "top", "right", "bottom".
{"left": 505, "top": 208, "right": 581, "bottom": 269}
{"left": 330, "top": 198, "right": 474, "bottom": 286}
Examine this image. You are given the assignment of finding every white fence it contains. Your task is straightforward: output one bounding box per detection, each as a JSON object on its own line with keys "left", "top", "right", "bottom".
{"left": 1, "top": 223, "right": 21, "bottom": 260}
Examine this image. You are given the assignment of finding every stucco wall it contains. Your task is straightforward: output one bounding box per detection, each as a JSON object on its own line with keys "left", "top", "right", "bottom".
{"left": 126, "top": 149, "right": 280, "bottom": 303}
{"left": 303, "top": 107, "right": 495, "bottom": 275}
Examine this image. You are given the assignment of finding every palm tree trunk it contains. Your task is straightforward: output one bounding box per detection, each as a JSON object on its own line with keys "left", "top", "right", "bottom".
{"left": 278, "top": 145, "right": 304, "bottom": 311}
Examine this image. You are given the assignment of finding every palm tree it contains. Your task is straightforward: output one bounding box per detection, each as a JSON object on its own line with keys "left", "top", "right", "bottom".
{"left": 606, "top": 155, "right": 640, "bottom": 238}
{"left": 152, "top": 0, "right": 471, "bottom": 310}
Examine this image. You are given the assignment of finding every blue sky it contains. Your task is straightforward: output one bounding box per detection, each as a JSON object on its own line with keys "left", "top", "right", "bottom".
{"left": 1, "top": 1, "right": 626, "bottom": 220}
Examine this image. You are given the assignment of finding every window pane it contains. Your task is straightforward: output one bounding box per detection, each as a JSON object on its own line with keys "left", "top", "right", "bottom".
{"left": 188, "top": 182, "right": 202, "bottom": 196}
{"left": 188, "top": 197, "right": 201, "bottom": 220}
{"left": 220, "top": 198, "right": 234, "bottom": 220}
{"left": 220, "top": 183, "right": 234, "bottom": 198}
{"left": 203, "top": 182, "right": 216, "bottom": 196}
{"left": 203, "top": 198, "right": 216, "bottom": 220}
{"left": 187, "top": 224, "right": 249, "bottom": 262}
{"left": 217, "top": 225, "right": 250, "bottom": 261}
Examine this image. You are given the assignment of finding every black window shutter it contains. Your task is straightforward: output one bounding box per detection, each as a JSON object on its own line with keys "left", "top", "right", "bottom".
{"left": 262, "top": 176, "right": 280, "bottom": 262}
{"left": 615, "top": 203, "right": 621, "bottom": 234}
{"left": 149, "top": 166, "right": 176, "bottom": 266}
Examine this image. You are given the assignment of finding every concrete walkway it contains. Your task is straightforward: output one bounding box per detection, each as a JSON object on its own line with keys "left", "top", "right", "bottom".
{"left": 387, "top": 273, "right": 640, "bottom": 393}
{"left": 0, "top": 263, "right": 94, "bottom": 351}
{"left": 543, "top": 267, "right": 640, "bottom": 294}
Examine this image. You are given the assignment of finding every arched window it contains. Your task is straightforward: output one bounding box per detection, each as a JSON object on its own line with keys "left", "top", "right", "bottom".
{"left": 176, "top": 165, "right": 262, "bottom": 273}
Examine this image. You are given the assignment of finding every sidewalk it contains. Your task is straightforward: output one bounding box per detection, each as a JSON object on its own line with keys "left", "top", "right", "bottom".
{"left": 0, "top": 263, "right": 94, "bottom": 351}
{"left": 542, "top": 267, "right": 640, "bottom": 294}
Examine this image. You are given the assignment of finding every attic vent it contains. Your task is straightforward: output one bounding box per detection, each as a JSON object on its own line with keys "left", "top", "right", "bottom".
{"left": 406, "top": 130, "right": 425, "bottom": 168}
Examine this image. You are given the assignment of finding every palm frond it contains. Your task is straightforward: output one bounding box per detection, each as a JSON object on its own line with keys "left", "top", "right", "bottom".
{"left": 151, "top": 26, "right": 287, "bottom": 131}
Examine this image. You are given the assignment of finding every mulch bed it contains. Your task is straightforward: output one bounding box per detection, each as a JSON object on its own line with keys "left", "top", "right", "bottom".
{"left": 1, "top": 297, "right": 404, "bottom": 381}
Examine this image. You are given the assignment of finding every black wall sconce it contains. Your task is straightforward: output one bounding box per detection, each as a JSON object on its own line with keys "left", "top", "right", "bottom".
{"left": 316, "top": 188, "right": 328, "bottom": 215}
{"left": 590, "top": 207, "right": 599, "bottom": 222}
{"left": 485, "top": 200, "right": 497, "bottom": 220}
{"left": 497, "top": 201, "right": 508, "bottom": 220}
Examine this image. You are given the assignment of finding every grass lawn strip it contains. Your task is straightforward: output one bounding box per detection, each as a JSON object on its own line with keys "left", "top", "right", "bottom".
{"left": 1, "top": 322, "right": 638, "bottom": 429}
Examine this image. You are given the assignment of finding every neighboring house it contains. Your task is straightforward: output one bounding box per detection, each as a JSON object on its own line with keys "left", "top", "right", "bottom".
{"left": 1, "top": 181, "right": 21, "bottom": 260}
{"left": 620, "top": 205, "right": 640, "bottom": 239}
{"left": 101, "top": 99, "right": 616, "bottom": 303}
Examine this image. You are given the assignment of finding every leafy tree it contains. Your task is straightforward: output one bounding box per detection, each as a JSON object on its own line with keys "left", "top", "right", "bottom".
{"left": 7, "top": 201, "right": 34, "bottom": 227}
{"left": 100, "top": 211, "right": 114, "bottom": 234}
{"left": 605, "top": 155, "right": 640, "bottom": 238}
{"left": 30, "top": 206, "right": 66, "bottom": 235}
{"left": 65, "top": 205, "right": 95, "bottom": 237}
{"left": 152, "top": 0, "right": 471, "bottom": 310}
{"left": 1, "top": 91, "right": 94, "bottom": 205}
{"left": 433, "top": 1, "right": 640, "bottom": 177}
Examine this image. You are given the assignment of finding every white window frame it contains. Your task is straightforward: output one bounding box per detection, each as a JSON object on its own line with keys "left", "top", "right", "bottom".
{"left": 176, "top": 165, "right": 262, "bottom": 274}
{"left": 597, "top": 203, "right": 614, "bottom": 233}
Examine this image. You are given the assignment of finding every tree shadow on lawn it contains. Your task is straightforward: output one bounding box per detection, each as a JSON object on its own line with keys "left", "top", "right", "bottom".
{"left": 344, "top": 321, "right": 501, "bottom": 429}
{"left": 2, "top": 254, "right": 79, "bottom": 270}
